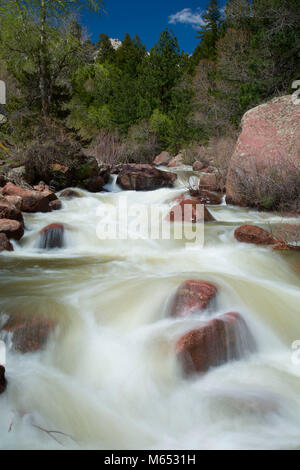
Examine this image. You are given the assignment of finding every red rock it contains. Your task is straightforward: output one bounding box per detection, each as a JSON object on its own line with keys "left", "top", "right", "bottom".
{"left": 192, "top": 161, "right": 205, "bottom": 171}
{"left": 49, "top": 199, "right": 62, "bottom": 211}
{"left": 1, "top": 314, "right": 56, "bottom": 353}
{"left": 170, "top": 280, "right": 217, "bottom": 318}
{"left": 0, "top": 219, "right": 24, "bottom": 240}
{"left": 153, "top": 151, "right": 172, "bottom": 166}
{"left": 34, "top": 182, "right": 50, "bottom": 192}
{"left": 167, "top": 198, "right": 215, "bottom": 223}
{"left": 175, "top": 313, "right": 256, "bottom": 375}
{"left": 0, "top": 197, "right": 24, "bottom": 224}
{"left": 234, "top": 225, "right": 277, "bottom": 245}
{"left": 200, "top": 173, "right": 217, "bottom": 191}
{"left": 2, "top": 184, "right": 57, "bottom": 213}
{"left": 168, "top": 154, "right": 183, "bottom": 168}
{"left": 4, "top": 195, "right": 22, "bottom": 211}
{"left": 117, "top": 164, "right": 177, "bottom": 191}
{"left": 60, "top": 189, "right": 82, "bottom": 198}
{"left": 189, "top": 189, "right": 222, "bottom": 205}
{"left": 0, "top": 233, "right": 14, "bottom": 252}
{"left": 39, "top": 223, "right": 64, "bottom": 249}
{"left": 226, "top": 96, "right": 300, "bottom": 205}
{"left": 0, "top": 366, "right": 7, "bottom": 394}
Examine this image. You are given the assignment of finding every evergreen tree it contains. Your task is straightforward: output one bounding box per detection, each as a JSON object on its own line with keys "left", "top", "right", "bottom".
{"left": 193, "top": 0, "right": 222, "bottom": 63}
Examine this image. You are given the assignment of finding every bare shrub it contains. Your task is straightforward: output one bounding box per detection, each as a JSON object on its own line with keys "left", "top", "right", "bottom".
{"left": 232, "top": 149, "right": 300, "bottom": 213}
{"left": 206, "top": 135, "right": 237, "bottom": 192}
{"left": 123, "top": 121, "right": 160, "bottom": 164}
{"left": 91, "top": 130, "right": 127, "bottom": 166}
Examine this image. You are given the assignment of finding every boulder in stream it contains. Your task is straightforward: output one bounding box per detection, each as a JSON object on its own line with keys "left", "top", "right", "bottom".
{"left": 176, "top": 312, "right": 256, "bottom": 375}
{"left": 0, "top": 365, "right": 7, "bottom": 394}
{"left": 0, "top": 196, "right": 24, "bottom": 224}
{"left": 167, "top": 197, "right": 215, "bottom": 223}
{"left": 117, "top": 164, "right": 177, "bottom": 191}
{"left": 234, "top": 225, "right": 277, "bottom": 245}
{"left": 188, "top": 189, "right": 222, "bottom": 205}
{"left": 1, "top": 314, "right": 56, "bottom": 353}
{"left": 0, "top": 233, "right": 14, "bottom": 252}
{"left": 1, "top": 184, "right": 57, "bottom": 213}
{"left": 153, "top": 151, "right": 172, "bottom": 166}
{"left": 170, "top": 280, "right": 217, "bottom": 318}
{"left": 39, "top": 223, "right": 65, "bottom": 249}
{"left": 0, "top": 219, "right": 24, "bottom": 240}
{"left": 60, "top": 189, "right": 82, "bottom": 198}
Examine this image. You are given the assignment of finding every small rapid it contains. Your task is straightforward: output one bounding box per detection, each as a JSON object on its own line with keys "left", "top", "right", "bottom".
{"left": 1, "top": 167, "right": 300, "bottom": 449}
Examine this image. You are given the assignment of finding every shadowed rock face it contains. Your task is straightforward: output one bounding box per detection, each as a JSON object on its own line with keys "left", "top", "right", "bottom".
{"left": 226, "top": 96, "right": 300, "bottom": 206}
{"left": 176, "top": 313, "right": 256, "bottom": 375}
{"left": 170, "top": 280, "right": 218, "bottom": 318}
{"left": 234, "top": 225, "right": 277, "bottom": 245}
{"left": 1, "top": 314, "right": 56, "bottom": 353}
{"left": 39, "top": 223, "right": 65, "bottom": 249}
{"left": 0, "top": 219, "right": 24, "bottom": 240}
{"left": 0, "top": 366, "right": 7, "bottom": 394}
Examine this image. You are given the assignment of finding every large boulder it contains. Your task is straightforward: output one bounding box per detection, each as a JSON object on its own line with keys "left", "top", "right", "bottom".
{"left": 1, "top": 314, "right": 56, "bottom": 353}
{"left": 0, "top": 219, "right": 24, "bottom": 240}
{"left": 226, "top": 96, "right": 300, "bottom": 206}
{"left": 234, "top": 225, "right": 277, "bottom": 245}
{"left": 1, "top": 183, "right": 57, "bottom": 213}
{"left": 0, "top": 366, "right": 7, "bottom": 394}
{"left": 0, "top": 196, "right": 24, "bottom": 224}
{"left": 0, "top": 233, "right": 14, "bottom": 252}
{"left": 175, "top": 313, "right": 256, "bottom": 375}
{"left": 170, "top": 280, "right": 217, "bottom": 318}
{"left": 153, "top": 151, "right": 172, "bottom": 166}
{"left": 167, "top": 197, "right": 215, "bottom": 223}
{"left": 117, "top": 164, "right": 177, "bottom": 191}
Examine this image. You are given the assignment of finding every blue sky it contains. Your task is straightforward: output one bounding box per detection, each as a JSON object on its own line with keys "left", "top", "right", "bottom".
{"left": 80, "top": 1, "right": 225, "bottom": 54}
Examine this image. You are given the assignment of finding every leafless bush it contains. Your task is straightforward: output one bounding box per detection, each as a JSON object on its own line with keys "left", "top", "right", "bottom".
{"left": 91, "top": 130, "right": 127, "bottom": 165}
{"left": 232, "top": 152, "right": 300, "bottom": 213}
{"left": 207, "top": 135, "right": 237, "bottom": 192}
{"left": 124, "top": 121, "right": 160, "bottom": 164}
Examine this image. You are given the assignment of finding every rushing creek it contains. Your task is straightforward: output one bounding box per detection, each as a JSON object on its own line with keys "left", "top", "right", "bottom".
{"left": 1, "top": 166, "right": 300, "bottom": 450}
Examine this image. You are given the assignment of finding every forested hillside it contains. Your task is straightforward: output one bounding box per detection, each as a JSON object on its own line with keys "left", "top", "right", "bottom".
{"left": 0, "top": 0, "right": 299, "bottom": 164}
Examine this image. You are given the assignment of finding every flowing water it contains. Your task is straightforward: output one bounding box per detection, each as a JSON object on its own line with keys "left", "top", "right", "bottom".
{"left": 1, "top": 167, "right": 300, "bottom": 450}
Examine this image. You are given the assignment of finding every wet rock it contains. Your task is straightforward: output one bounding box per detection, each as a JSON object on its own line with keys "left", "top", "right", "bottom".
{"left": 49, "top": 199, "right": 62, "bottom": 211}
{"left": 175, "top": 313, "right": 256, "bottom": 375}
{"left": 117, "top": 164, "right": 177, "bottom": 191}
{"left": 170, "top": 280, "right": 218, "bottom": 318}
{"left": 189, "top": 189, "right": 222, "bottom": 205}
{"left": 39, "top": 223, "right": 64, "bottom": 249}
{"left": 0, "top": 233, "right": 14, "bottom": 252}
{"left": 0, "top": 197, "right": 24, "bottom": 224}
{"left": 60, "top": 189, "right": 82, "bottom": 198}
{"left": 84, "top": 175, "right": 105, "bottom": 193}
{"left": 2, "top": 184, "right": 57, "bottom": 213}
{"left": 0, "top": 365, "right": 7, "bottom": 394}
{"left": 200, "top": 173, "right": 217, "bottom": 191}
{"left": 153, "top": 151, "right": 172, "bottom": 166}
{"left": 1, "top": 314, "right": 56, "bottom": 353}
{"left": 226, "top": 96, "right": 300, "bottom": 206}
{"left": 234, "top": 225, "right": 277, "bottom": 245}
{"left": 167, "top": 198, "right": 215, "bottom": 223}
{"left": 0, "top": 219, "right": 24, "bottom": 240}
{"left": 192, "top": 161, "right": 205, "bottom": 171}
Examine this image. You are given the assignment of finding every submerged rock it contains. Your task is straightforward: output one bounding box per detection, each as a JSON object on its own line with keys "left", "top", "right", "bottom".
{"left": 60, "top": 189, "right": 82, "bottom": 198}
{"left": 1, "top": 314, "right": 56, "bottom": 353}
{"left": 170, "top": 280, "right": 217, "bottom": 318}
{"left": 49, "top": 199, "right": 62, "bottom": 211}
{"left": 0, "top": 219, "right": 24, "bottom": 240}
{"left": 167, "top": 197, "right": 215, "bottom": 223}
{"left": 234, "top": 225, "right": 277, "bottom": 245}
{"left": 117, "top": 164, "right": 177, "bottom": 191}
{"left": 176, "top": 312, "right": 256, "bottom": 375}
{"left": 0, "top": 233, "right": 14, "bottom": 252}
{"left": 0, "top": 365, "right": 7, "bottom": 394}
{"left": 39, "top": 223, "right": 64, "bottom": 249}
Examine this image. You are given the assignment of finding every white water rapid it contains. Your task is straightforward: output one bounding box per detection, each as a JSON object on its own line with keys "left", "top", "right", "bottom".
{"left": 1, "top": 166, "right": 300, "bottom": 450}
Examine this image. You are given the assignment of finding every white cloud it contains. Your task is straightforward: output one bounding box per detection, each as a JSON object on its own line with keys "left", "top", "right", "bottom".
{"left": 168, "top": 8, "right": 205, "bottom": 29}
